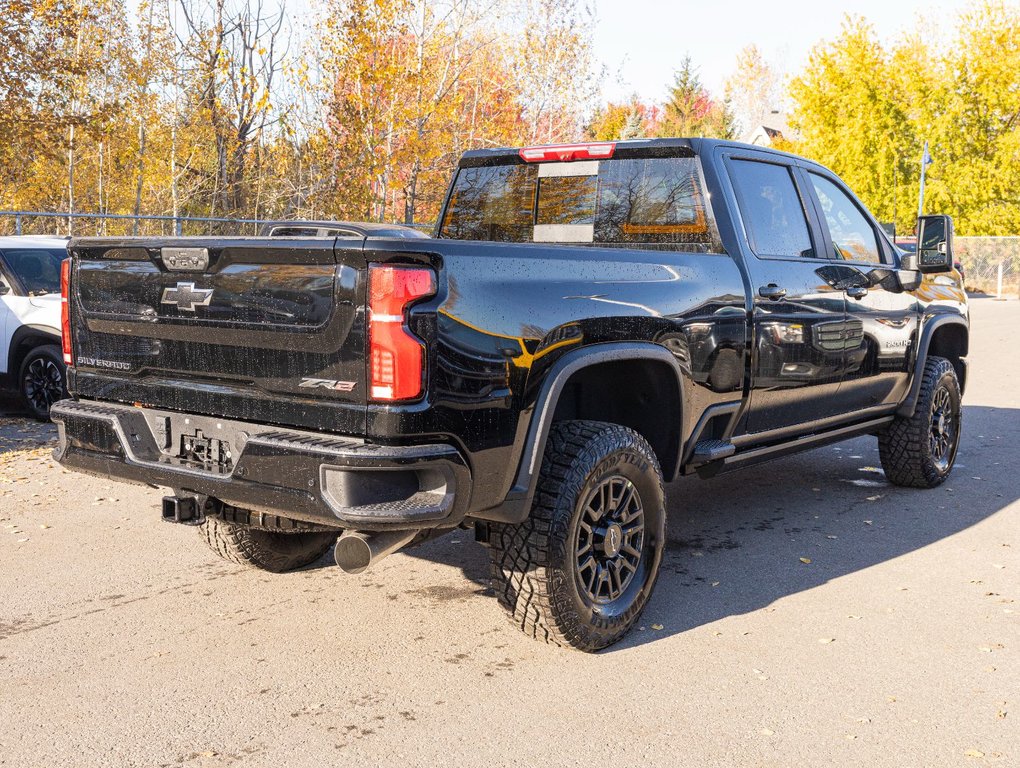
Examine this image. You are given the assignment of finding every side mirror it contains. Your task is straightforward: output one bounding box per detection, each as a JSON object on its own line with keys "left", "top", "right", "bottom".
{"left": 0, "top": 281, "right": 9, "bottom": 296}
{"left": 916, "top": 215, "right": 954, "bottom": 274}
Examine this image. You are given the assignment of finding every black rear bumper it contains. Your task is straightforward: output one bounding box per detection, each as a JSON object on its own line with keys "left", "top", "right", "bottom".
{"left": 50, "top": 399, "right": 471, "bottom": 531}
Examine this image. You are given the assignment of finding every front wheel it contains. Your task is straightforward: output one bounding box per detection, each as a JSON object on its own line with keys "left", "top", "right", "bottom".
{"left": 487, "top": 421, "right": 666, "bottom": 652}
{"left": 878, "top": 356, "right": 962, "bottom": 488}
{"left": 19, "top": 344, "right": 67, "bottom": 421}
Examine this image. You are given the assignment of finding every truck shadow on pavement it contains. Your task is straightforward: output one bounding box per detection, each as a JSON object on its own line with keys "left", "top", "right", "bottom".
{"left": 0, "top": 404, "right": 56, "bottom": 456}
{"left": 402, "top": 404, "right": 1018, "bottom": 652}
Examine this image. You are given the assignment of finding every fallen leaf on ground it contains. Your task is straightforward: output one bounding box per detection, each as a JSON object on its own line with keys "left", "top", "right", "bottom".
{"left": 799, "top": 557, "right": 812, "bottom": 564}
{"left": 651, "top": 624, "right": 663, "bottom": 631}
{"left": 964, "top": 749, "right": 985, "bottom": 758}
{"left": 818, "top": 637, "right": 835, "bottom": 644}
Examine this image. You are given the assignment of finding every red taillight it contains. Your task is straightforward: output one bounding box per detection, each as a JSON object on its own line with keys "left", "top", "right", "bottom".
{"left": 60, "top": 258, "right": 72, "bottom": 366}
{"left": 368, "top": 264, "right": 435, "bottom": 402}
{"left": 518, "top": 142, "right": 616, "bottom": 163}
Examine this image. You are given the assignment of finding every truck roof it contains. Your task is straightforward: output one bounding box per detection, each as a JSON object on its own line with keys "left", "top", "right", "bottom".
{"left": 457, "top": 137, "right": 808, "bottom": 168}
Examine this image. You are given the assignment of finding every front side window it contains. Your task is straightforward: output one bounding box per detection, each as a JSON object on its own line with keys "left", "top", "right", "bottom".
{"left": 809, "top": 174, "right": 882, "bottom": 264}
{"left": 0, "top": 248, "right": 64, "bottom": 295}
{"left": 728, "top": 159, "right": 814, "bottom": 259}
{"left": 439, "top": 157, "right": 722, "bottom": 252}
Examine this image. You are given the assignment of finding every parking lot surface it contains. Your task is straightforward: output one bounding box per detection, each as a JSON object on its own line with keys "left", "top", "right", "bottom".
{"left": 1, "top": 297, "right": 1017, "bottom": 767}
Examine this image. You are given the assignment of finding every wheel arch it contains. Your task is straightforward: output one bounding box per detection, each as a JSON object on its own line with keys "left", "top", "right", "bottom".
{"left": 8, "top": 324, "right": 61, "bottom": 377}
{"left": 502, "top": 343, "right": 687, "bottom": 520}
{"left": 898, "top": 315, "right": 968, "bottom": 417}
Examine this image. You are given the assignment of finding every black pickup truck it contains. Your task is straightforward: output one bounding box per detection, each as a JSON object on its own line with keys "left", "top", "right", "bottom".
{"left": 52, "top": 139, "right": 968, "bottom": 651}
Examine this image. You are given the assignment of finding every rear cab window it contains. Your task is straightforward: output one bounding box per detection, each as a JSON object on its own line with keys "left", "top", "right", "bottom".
{"left": 438, "top": 152, "right": 724, "bottom": 253}
{"left": 726, "top": 159, "right": 815, "bottom": 260}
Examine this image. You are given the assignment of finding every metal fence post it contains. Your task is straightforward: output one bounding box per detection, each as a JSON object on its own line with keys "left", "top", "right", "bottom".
{"left": 14, "top": 213, "right": 21, "bottom": 235}
{"left": 997, "top": 262, "right": 1004, "bottom": 300}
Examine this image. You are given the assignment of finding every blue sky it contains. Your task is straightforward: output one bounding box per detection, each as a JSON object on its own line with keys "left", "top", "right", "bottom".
{"left": 152, "top": 0, "right": 986, "bottom": 105}
{"left": 592, "top": 0, "right": 976, "bottom": 103}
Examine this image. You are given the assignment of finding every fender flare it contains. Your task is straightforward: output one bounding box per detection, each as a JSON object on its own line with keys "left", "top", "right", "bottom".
{"left": 6, "top": 324, "right": 61, "bottom": 375}
{"left": 496, "top": 342, "right": 687, "bottom": 522}
{"left": 897, "top": 314, "right": 969, "bottom": 418}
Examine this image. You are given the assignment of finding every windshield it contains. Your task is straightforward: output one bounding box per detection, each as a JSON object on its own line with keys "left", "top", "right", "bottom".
{"left": 1, "top": 248, "right": 65, "bottom": 295}
{"left": 438, "top": 156, "right": 723, "bottom": 252}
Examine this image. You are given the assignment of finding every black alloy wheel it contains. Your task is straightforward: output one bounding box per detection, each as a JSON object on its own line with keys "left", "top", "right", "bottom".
{"left": 487, "top": 420, "right": 666, "bottom": 651}
{"left": 929, "top": 384, "right": 958, "bottom": 473}
{"left": 19, "top": 345, "right": 67, "bottom": 420}
{"left": 575, "top": 476, "right": 645, "bottom": 604}
{"left": 878, "top": 355, "right": 962, "bottom": 488}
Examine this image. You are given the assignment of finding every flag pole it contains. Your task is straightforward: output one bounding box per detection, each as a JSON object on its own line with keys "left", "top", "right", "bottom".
{"left": 917, "top": 140, "right": 929, "bottom": 218}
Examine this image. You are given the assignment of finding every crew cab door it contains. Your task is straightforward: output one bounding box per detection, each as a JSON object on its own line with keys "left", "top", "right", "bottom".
{"left": 723, "top": 152, "right": 852, "bottom": 434}
{"left": 800, "top": 170, "right": 918, "bottom": 411}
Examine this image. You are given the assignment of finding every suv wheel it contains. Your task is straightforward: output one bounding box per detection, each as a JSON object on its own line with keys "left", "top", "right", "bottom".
{"left": 878, "top": 356, "right": 962, "bottom": 488}
{"left": 199, "top": 516, "right": 338, "bottom": 572}
{"left": 19, "top": 344, "right": 67, "bottom": 420}
{"left": 487, "top": 420, "right": 665, "bottom": 652}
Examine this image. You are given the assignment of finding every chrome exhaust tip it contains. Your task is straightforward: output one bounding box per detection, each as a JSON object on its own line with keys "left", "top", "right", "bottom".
{"left": 333, "top": 529, "right": 418, "bottom": 574}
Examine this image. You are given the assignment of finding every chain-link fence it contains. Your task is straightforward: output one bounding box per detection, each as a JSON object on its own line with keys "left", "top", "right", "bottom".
{"left": 0, "top": 210, "right": 432, "bottom": 237}
{"left": 956, "top": 236, "right": 1019, "bottom": 298}
{"left": 0, "top": 210, "right": 271, "bottom": 237}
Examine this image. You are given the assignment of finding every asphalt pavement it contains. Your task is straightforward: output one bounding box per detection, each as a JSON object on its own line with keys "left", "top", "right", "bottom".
{"left": 0, "top": 296, "right": 1016, "bottom": 767}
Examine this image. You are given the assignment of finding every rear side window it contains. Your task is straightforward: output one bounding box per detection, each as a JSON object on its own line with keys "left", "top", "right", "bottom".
{"left": 728, "top": 159, "right": 814, "bottom": 259}
{"left": 808, "top": 173, "right": 882, "bottom": 264}
{"left": 0, "top": 248, "right": 64, "bottom": 294}
{"left": 439, "top": 157, "right": 723, "bottom": 252}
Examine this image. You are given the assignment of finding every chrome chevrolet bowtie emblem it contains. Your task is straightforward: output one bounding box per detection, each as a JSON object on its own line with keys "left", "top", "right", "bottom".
{"left": 161, "top": 282, "right": 214, "bottom": 312}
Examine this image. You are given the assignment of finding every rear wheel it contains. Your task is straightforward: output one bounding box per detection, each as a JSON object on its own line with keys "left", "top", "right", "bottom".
{"left": 19, "top": 344, "right": 67, "bottom": 420}
{"left": 199, "top": 516, "right": 338, "bottom": 572}
{"left": 487, "top": 421, "right": 665, "bottom": 652}
{"left": 878, "top": 356, "right": 962, "bottom": 488}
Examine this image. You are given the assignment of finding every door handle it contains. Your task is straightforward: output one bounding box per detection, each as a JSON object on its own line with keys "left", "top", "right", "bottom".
{"left": 758, "top": 284, "right": 787, "bottom": 300}
{"left": 846, "top": 285, "right": 869, "bottom": 300}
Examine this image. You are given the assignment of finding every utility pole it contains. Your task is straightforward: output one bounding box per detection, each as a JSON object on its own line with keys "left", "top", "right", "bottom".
{"left": 892, "top": 154, "right": 897, "bottom": 240}
{"left": 917, "top": 141, "right": 932, "bottom": 218}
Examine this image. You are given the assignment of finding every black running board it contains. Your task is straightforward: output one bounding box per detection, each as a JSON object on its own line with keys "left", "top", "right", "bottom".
{"left": 695, "top": 416, "right": 894, "bottom": 478}
{"left": 690, "top": 439, "right": 736, "bottom": 463}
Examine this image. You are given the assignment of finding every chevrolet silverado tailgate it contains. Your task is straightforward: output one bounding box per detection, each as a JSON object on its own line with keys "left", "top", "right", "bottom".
{"left": 67, "top": 237, "right": 368, "bottom": 434}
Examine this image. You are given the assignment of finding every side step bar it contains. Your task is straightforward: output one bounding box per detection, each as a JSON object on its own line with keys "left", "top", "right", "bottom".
{"left": 696, "top": 416, "right": 894, "bottom": 478}
{"left": 690, "top": 439, "right": 736, "bottom": 463}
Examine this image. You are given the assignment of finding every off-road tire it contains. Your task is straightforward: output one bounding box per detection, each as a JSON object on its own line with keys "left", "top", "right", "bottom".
{"left": 878, "top": 356, "right": 962, "bottom": 488}
{"left": 19, "top": 344, "right": 67, "bottom": 421}
{"left": 487, "top": 420, "right": 666, "bottom": 652}
{"left": 199, "top": 516, "right": 337, "bottom": 572}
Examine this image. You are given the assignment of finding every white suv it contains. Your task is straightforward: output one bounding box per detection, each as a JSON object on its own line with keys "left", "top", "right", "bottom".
{"left": 0, "top": 236, "right": 68, "bottom": 419}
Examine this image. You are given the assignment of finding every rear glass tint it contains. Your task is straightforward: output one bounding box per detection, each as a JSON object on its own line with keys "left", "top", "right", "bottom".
{"left": 439, "top": 157, "right": 722, "bottom": 252}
